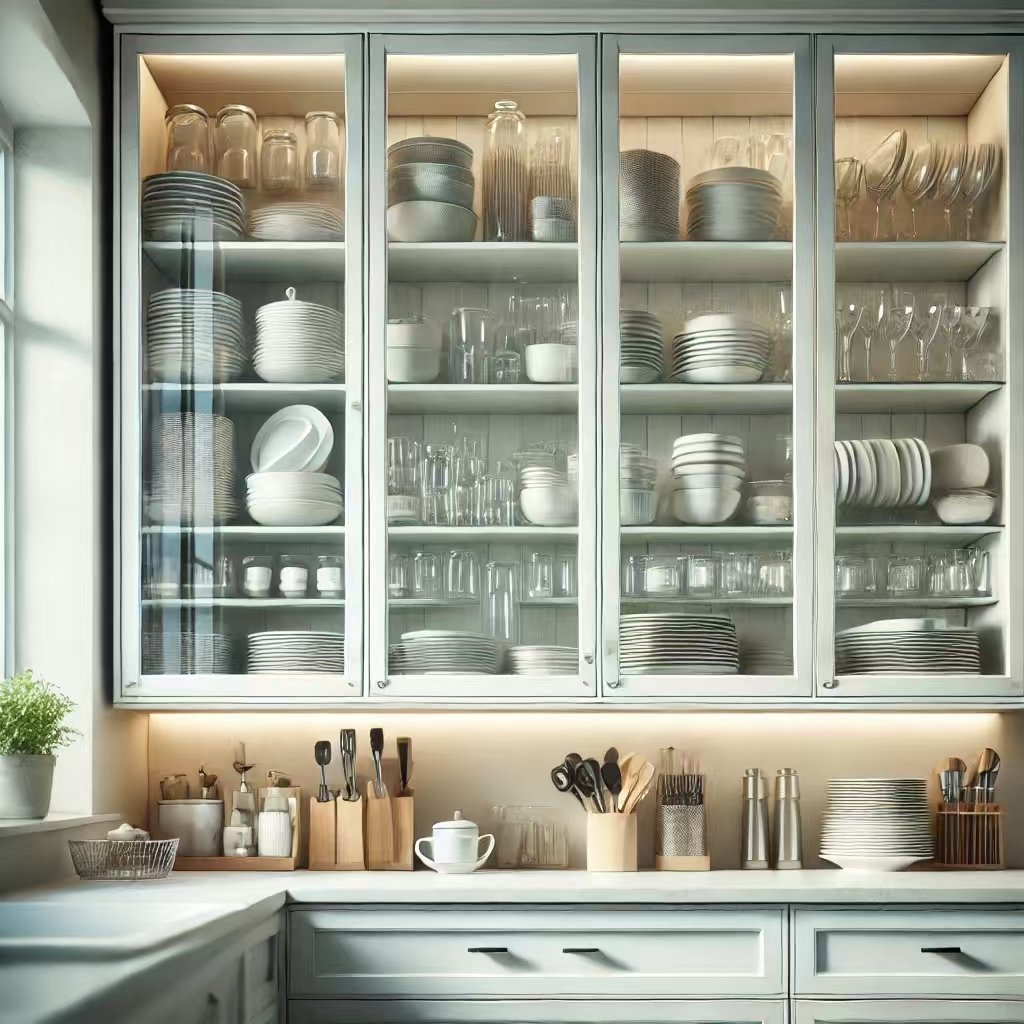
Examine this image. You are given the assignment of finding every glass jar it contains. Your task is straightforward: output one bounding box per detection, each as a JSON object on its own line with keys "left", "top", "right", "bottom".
{"left": 261, "top": 128, "right": 299, "bottom": 193}
{"left": 304, "top": 110, "right": 341, "bottom": 191}
{"left": 278, "top": 555, "right": 309, "bottom": 598}
{"left": 687, "top": 555, "right": 719, "bottom": 598}
{"left": 718, "top": 552, "right": 756, "bottom": 596}
{"left": 887, "top": 554, "right": 925, "bottom": 596}
{"left": 388, "top": 552, "right": 412, "bottom": 599}
{"left": 165, "top": 104, "right": 210, "bottom": 173}
{"left": 492, "top": 805, "right": 568, "bottom": 869}
{"left": 482, "top": 100, "right": 529, "bottom": 242}
{"left": 215, "top": 104, "right": 258, "bottom": 188}
{"left": 241, "top": 555, "right": 274, "bottom": 599}
{"left": 640, "top": 555, "right": 685, "bottom": 597}
{"left": 316, "top": 555, "right": 344, "bottom": 598}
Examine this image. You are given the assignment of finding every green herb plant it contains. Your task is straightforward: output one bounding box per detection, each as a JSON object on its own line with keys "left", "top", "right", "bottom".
{"left": 0, "top": 671, "right": 80, "bottom": 756}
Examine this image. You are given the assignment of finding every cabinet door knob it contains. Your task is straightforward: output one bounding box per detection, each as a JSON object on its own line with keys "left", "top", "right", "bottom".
{"left": 583, "top": 653, "right": 594, "bottom": 665}
{"left": 376, "top": 679, "right": 389, "bottom": 689}
{"left": 606, "top": 679, "right": 621, "bottom": 689}
{"left": 467, "top": 946, "right": 508, "bottom": 954}
{"left": 823, "top": 680, "right": 839, "bottom": 690}
{"left": 921, "top": 946, "right": 963, "bottom": 954}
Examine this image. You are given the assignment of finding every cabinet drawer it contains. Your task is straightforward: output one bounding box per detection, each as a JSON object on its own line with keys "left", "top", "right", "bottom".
{"left": 794, "top": 908, "right": 1024, "bottom": 997}
{"left": 794, "top": 1000, "right": 1024, "bottom": 1024}
{"left": 289, "top": 906, "right": 785, "bottom": 998}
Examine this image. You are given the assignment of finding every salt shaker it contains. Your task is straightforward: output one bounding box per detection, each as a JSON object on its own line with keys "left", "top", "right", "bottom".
{"left": 741, "top": 768, "right": 770, "bottom": 869}
{"left": 772, "top": 768, "right": 803, "bottom": 869}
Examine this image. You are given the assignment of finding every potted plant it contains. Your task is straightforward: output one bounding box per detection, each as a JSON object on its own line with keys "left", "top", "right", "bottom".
{"left": 0, "top": 671, "right": 79, "bottom": 818}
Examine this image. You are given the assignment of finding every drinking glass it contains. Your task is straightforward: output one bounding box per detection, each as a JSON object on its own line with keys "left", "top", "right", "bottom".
{"left": 241, "top": 555, "right": 273, "bottom": 598}
{"left": 834, "top": 157, "right": 862, "bottom": 241}
{"left": 860, "top": 288, "right": 889, "bottom": 383}
{"left": 641, "top": 556, "right": 684, "bottom": 597}
{"left": 165, "top": 104, "right": 210, "bottom": 172}
{"left": 555, "top": 554, "right": 577, "bottom": 597}
{"left": 214, "top": 104, "right": 258, "bottom": 188}
{"left": 836, "top": 303, "right": 865, "bottom": 383}
{"left": 261, "top": 129, "right": 300, "bottom": 193}
{"left": 487, "top": 350, "right": 522, "bottom": 384}
{"left": 687, "top": 555, "right": 718, "bottom": 597}
{"left": 961, "top": 143, "right": 1000, "bottom": 241}
{"left": 756, "top": 551, "right": 792, "bottom": 596}
{"left": 884, "top": 293, "right": 916, "bottom": 382}
{"left": 486, "top": 561, "right": 520, "bottom": 644}
{"left": 899, "top": 139, "right": 943, "bottom": 240}
{"left": 450, "top": 307, "right": 496, "bottom": 384}
{"left": 388, "top": 436, "right": 421, "bottom": 495}
{"left": 190, "top": 553, "right": 235, "bottom": 598}
{"left": 887, "top": 554, "right": 925, "bottom": 596}
{"left": 480, "top": 472, "right": 515, "bottom": 526}
{"left": 957, "top": 306, "right": 991, "bottom": 381}
{"left": 863, "top": 129, "right": 906, "bottom": 241}
{"left": 452, "top": 442, "right": 485, "bottom": 527}
{"left": 835, "top": 555, "right": 873, "bottom": 597}
{"left": 413, "top": 551, "right": 443, "bottom": 600}
{"left": 936, "top": 302, "right": 963, "bottom": 381}
{"left": 621, "top": 554, "right": 641, "bottom": 597}
{"left": 936, "top": 142, "right": 967, "bottom": 240}
{"left": 768, "top": 287, "right": 793, "bottom": 383}
{"left": 718, "top": 552, "right": 755, "bottom": 596}
{"left": 420, "top": 444, "right": 454, "bottom": 526}
{"left": 527, "top": 552, "right": 555, "bottom": 599}
{"left": 304, "top": 111, "right": 342, "bottom": 191}
{"left": 278, "top": 555, "right": 309, "bottom": 598}
{"left": 445, "top": 549, "right": 480, "bottom": 600}
{"left": 388, "top": 552, "right": 412, "bottom": 599}
{"left": 968, "top": 547, "right": 991, "bottom": 596}
{"left": 912, "top": 301, "right": 943, "bottom": 382}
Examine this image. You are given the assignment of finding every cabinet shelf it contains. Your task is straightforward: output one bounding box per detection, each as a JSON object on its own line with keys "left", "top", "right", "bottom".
{"left": 621, "top": 526, "right": 793, "bottom": 543}
{"left": 142, "top": 598, "right": 345, "bottom": 608}
{"left": 143, "top": 241, "right": 345, "bottom": 281}
{"left": 835, "top": 241, "right": 1003, "bottom": 282}
{"left": 835, "top": 525, "right": 1001, "bottom": 545}
{"left": 389, "top": 526, "right": 577, "bottom": 542}
{"left": 144, "top": 383, "right": 346, "bottom": 414}
{"left": 387, "top": 242, "right": 577, "bottom": 282}
{"left": 391, "top": 597, "right": 577, "bottom": 608}
{"left": 619, "top": 241, "right": 792, "bottom": 282}
{"left": 836, "top": 596, "right": 996, "bottom": 608}
{"left": 834, "top": 382, "right": 1001, "bottom": 413}
{"left": 621, "top": 596, "right": 792, "bottom": 606}
{"left": 388, "top": 384, "right": 577, "bottom": 414}
{"left": 620, "top": 383, "right": 792, "bottom": 414}
{"left": 142, "top": 526, "right": 345, "bottom": 540}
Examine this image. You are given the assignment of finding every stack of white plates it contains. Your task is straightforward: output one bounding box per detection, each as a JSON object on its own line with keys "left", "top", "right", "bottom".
{"left": 142, "top": 631, "right": 233, "bottom": 674}
{"left": 519, "top": 465, "right": 577, "bottom": 527}
{"left": 508, "top": 646, "right": 578, "bottom": 676}
{"left": 247, "top": 631, "right": 345, "bottom": 674}
{"left": 742, "top": 646, "right": 793, "bottom": 675}
{"left": 686, "top": 166, "right": 781, "bottom": 241}
{"left": 389, "top": 630, "right": 502, "bottom": 675}
{"left": 248, "top": 202, "right": 344, "bottom": 241}
{"left": 142, "top": 171, "right": 245, "bottom": 241}
{"left": 245, "top": 471, "right": 343, "bottom": 527}
{"left": 820, "top": 778, "right": 934, "bottom": 871}
{"left": 835, "top": 618, "right": 981, "bottom": 675}
{"left": 671, "top": 433, "right": 747, "bottom": 525}
{"left": 250, "top": 405, "right": 334, "bottom": 474}
{"left": 620, "top": 613, "right": 740, "bottom": 675}
{"left": 146, "top": 412, "right": 238, "bottom": 525}
{"left": 620, "top": 444, "right": 658, "bottom": 526}
{"left": 254, "top": 289, "right": 344, "bottom": 383}
{"left": 670, "top": 313, "right": 772, "bottom": 384}
{"left": 834, "top": 438, "right": 931, "bottom": 509}
{"left": 620, "top": 309, "right": 664, "bottom": 383}
{"left": 620, "top": 149, "right": 680, "bottom": 241}
{"left": 146, "top": 288, "right": 247, "bottom": 383}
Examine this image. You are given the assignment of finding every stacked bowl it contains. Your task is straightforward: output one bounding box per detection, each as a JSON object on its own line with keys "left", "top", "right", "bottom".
{"left": 142, "top": 171, "right": 245, "bottom": 242}
{"left": 620, "top": 444, "right": 658, "bottom": 525}
{"left": 670, "top": 313, "right": 772, "bottom": 383}
{"left": 386, "top": 317, "right": 442, "bottom": 383}
{"left": 519, "top": 464, "right": 577, "bottom": 527}
{"left": 245, "top": 471, "right": 343, "bottom": 527}
{"left": 671, "top": 432, "right": 747, "bottom": 524}
{"left": 387, "top": 137, "right": 478, "bottom": 242}
{"left": 254, "top": 287, "right": 344, "bottom": 383}
{"left": 620, "top": 309, "right": 665, "bottom": 383}
{"left": 146, "top": 288, "right": 246, "bottom": 383}
{"left": 620, "top": 149, "right": 681, "bottom": 241}
{"left": 686, "top": 166, "right": 782, "bottom": 240}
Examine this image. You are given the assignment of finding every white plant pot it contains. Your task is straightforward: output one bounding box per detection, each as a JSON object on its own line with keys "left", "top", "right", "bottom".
{"left": 0, "top": 754, "right": 55, "bottom": 819}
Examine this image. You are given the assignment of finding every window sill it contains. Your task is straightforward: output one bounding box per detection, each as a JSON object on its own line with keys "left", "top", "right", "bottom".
{"left": 0, "top": 812, "right": 121, "bottom": 839}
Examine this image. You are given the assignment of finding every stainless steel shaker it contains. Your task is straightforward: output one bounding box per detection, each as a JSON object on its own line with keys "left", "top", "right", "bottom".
{"left": 741, "top": 768, "right": 770, "bottom": 869}
{"left": 772, "top": 768, "right": 803, "bottom": 869}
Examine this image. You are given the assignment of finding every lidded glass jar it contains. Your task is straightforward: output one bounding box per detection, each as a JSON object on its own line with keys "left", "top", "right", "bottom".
{"left": 215, "top": 104, "right": 258, "bottom": 188}
{"left": 261, "top": 128, "right": 300, "bottom": 193}
{"left": 165, "top": 104, "right": 211, "bottom": 172}
{"left": 305, "top": 110, "right": 342, "bottom": 191}
{"left": 482, "top": 100, "right": 529, "bottom": 242}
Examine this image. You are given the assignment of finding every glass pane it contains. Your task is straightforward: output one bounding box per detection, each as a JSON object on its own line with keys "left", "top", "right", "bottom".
{"left": 0, "top": 144, "right": 7, "bottom": 305}
{"left": 137, "top": 51, "right": 350, "bottom": 684}
{"left": 383, "top": 52, "right": 584, "bottom": 690}
{"left": 831, "top": 51, "right": 1007, "bottom": 681}
{"left": 616, "top": 51, "right": 796, "bottom": 687}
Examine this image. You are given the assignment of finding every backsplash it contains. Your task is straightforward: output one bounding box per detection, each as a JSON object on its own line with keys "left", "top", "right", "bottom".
{"left": 149, "top": 711, "right": 1022, "bottom": 869}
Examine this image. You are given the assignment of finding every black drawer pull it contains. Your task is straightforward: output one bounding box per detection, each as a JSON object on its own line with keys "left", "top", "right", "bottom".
{"left": 563, "top": 947, "right": 601, "bottom": 954}
{"left": 921, "top": 946, "right": 963, "bottom": 954}
{"left": 467, "top": 946, "right": 508, "bottom": 954}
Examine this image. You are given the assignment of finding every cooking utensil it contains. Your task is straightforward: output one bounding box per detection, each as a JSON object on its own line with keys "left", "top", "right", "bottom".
{"left": 621, "top": 761, "right": 656, "bottom": 814}
{"left": 604, "top": 746, "right": 620, "bottom": 766}
{"left": 398, "top": 736, "right": 412, "bottom": 795}
{"left": 936, "top": 756, "right": 966, "bottom": 804}
{"left": 314, "top": 740, "right": 332, "bottom": 802}
{"left": 617, "top": 755, "right": 654, "bottom": 813}
{"left": 576, "top": 758, "right": 606, "bottom": 813}
{"left": 600, "top": 759, "right": 622, "bottom": 812}
{"left": 551, "top": 763, "right": 586, "bottom": 809}
{"left": 971, "top": 747, "right": 1000, "bottom": 804}
{"left": 340, "top": 728, "right": 357, "bottom": 801}
{"left": 370, "top": 727, "right": 387, "bottom": 798}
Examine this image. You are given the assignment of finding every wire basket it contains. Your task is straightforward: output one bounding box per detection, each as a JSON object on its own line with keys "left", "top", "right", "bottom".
{"left": 68, "top": 839, "right": 179, "bottom": 880}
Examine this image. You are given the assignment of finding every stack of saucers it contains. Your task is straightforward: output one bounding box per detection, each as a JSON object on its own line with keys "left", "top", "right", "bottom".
{"left": 247, "top": 631, "right": 345, "bottom": 674}
{"left": 620, "top": 149, "right": 681, "bottom": 241}
{"left": 671, "top": 432, "right": 747, "bottom": 524}
{"left": 146, "top": 288, "right": 247, "bottom": 383}
{"left": 143, "top": 631, "right": 234, "bottom": 674}
{"left": 248, "top": 202, "right": 345, "bottom": 241}
{"left": 620, "top": 444, "right": 658, "bottom": 525}
{"left": 508, "top": 646, "right": 578, "bottom": 676}
{"left": 518, "top": 464, "right": 577, "bottom": 527}
{"left": 142, "top": 171, "right": 245, "bottom": 241}
{"left": 741, "top": 645, "right": 793, "bottom": 675}
{"left": 686, "top": 166, "right": 782, "bottom": 241}
{"left": 254, "top": 287, "right": 344, "bottom": 383}
{"left": 619, "top": 613, "right": 739, "bottom": 675}
{"left": 389, "top": 630, "right": 502, "bottom": 675}
{"left": 620, "top": 309, "right": 665, "bottom": 383}
{"left": 820, "top": 777, "right": 933, "bottom": 872}
{"left": 670, "top": 313, "right": 772, "bottom": 383}
{"left": 245, "top": 471, "right": 343, "bottom": 527}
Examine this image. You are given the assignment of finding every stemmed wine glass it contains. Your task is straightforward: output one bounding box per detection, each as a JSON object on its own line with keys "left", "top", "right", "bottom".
{"left": 910, "top": 301, "right": 943, "bottom": 382}
{"left": 863, "top": 130, "right": 907, "bottom": 241}
{"left": 935, "top": 143, "right": 967, "bottom": 240}
{"left": 861, "top": 288, "right": 889, "bottom": 382}
{"left": 960, "top": 143, "right": 1001, "bottom": 241}
{"left": 836, "top": 303, "right": 865, "bottom": 383}
{"left": 899, "top": 140, "right": 943, "bottom": 240}
{"left": 884, "top": 293, "right": 915, "bottom": 382}
{"left": 834, "top": 158, "right": 863, "bottom": 241}
{"left": 937, "top": 302, "right": 963, "bottom": 380}
{"left": 957, "top": 306, "right": 991, "bottom": 381}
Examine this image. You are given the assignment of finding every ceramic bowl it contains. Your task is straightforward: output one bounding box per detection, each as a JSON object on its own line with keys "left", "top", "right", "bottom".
{"left": 930, "top": 443, "right": 990, "bottom": 491}
{"left": 671, "top": 486, "right": 743, "bottom": 525}
{"left": 247, "top": 498, "right": 343, "bottom": 527}
{"left": 519, "top": 485, "right": 578, "bottom": 526}
{"left": 387, "top": 346, "right": 441, "bottom": 383}
{"left": 673, "top": 473, "right": 745, "bottom": 491}
{"left": 931, "top": 489, "right": 996, "bottom": 525}
{"left": 525, "top": 343, "right": 578, "bottom": 383}
{"left": 386, "top": 320, "right": 440, "bottom": 350}
{"left": 386, "top": 200, "right": 477, "bottom": 242}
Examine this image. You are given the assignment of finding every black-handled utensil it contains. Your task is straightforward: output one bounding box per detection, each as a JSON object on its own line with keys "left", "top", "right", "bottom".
{"left": 397, "top": 736, "right": 412, "bottom": 795}
{"left": 551, "top": 763, "right": 586, "bottom": 809}
{"left": 600, "top": 759, "right": 622, "bottom": 812}
{"left": 577, "top": 758, "right": 606, "bottom": 813}
{"left": 314, "top": 740, "right": 332, "bottom": 802}
{"left": 369, "top": 727, "right": 387, "bottom": 798}
{"left": 340, "top": 728, "right": 357, "bottom": 801}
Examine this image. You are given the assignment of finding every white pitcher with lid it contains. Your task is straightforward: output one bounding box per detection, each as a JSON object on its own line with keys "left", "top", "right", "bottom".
{"left": 415, "top": 810, "right": 494, "bottom": 873}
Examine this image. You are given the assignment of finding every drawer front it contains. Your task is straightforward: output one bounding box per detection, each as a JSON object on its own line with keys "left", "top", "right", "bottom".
{"left": 794, "top": 1000, "right": 1024, "bottom": 1024}
{"left": 794, "top": 909, "right": 1024, "bottom": 997}
{"left": 289, "top": 907, "right": 785, "bottom": 998}
{"left": 289, "top": 998, "right": 788, "bottom": 1024}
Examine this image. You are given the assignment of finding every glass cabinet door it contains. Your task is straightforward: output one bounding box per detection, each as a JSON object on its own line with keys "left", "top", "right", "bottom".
{"left": 118, "top": 36, "right": 363, "bottom": 702}
{"left": 367, "top": 36, "right": 598, "bottom": 700}
{"left": 817, "top": 37, "right": 1022, "bottom": 699}
{"left": 600, "top": 36, "right": 814, "bottom": 699}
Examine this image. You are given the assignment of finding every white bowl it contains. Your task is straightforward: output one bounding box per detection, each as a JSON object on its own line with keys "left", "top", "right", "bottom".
{"left": 247, "top": 498, "right": 343, "bottom": 526}
{"left": 673, "top": 473, "right": 744, "bottom": 491}
{"left": 620, "top": 488, "right": 656, "bottom": 525}
{"left": 246, "top": 471, "right": 341, "bottom": 495}
{"left": 671, "top": 487, "right": 742, "bottom": 525}
{"left": 930, "top": 443, "right": 990, "bottom": 491}
{"left": 520, "top": 486, "right": 578, "bottom": 526}
{"left": 931, "top": 490, "right": 996, "bottom": 525}
{"left": 387, "top": 320, "right": 440, "bottom": 350}
{"left": 387, "top": 201, "right": 477, "bottom": 242}
{"left": 387, "top": 346, "right": 441, "bottom": 383}
{"left": 525, "top": 344, "right": 577, "bottom": 383}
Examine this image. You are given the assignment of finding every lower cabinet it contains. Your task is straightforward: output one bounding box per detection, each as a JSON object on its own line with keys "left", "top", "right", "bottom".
{"left": 793, "top": 1000, "right": 1024, "bottom": 1024}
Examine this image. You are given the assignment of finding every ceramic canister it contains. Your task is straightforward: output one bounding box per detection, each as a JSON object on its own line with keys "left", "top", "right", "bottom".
{"left": 418, "top": 810, "right": 494, "bottom": 865}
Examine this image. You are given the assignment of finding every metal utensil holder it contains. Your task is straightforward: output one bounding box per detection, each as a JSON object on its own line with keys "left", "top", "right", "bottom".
{"left": 68, "top": 838, "right": 179, "bottom": 880}
{"left": 655, "top": 773, "right": 710, "bottom": 871}
{"left": 936, "top": 803, "right": 1005, "bottom": 869}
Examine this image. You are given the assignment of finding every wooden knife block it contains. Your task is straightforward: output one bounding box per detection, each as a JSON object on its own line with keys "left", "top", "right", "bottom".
{"left": 365, "top": 781, "right": 414, "bottom": 871}
{"left": 308, "top": 796, "right": 366, "bottom": 871}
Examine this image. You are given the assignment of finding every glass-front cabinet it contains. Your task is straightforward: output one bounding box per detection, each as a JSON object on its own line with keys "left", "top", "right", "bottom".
{"left": 115, "top": 29, "right": 1023, "bottom": 708}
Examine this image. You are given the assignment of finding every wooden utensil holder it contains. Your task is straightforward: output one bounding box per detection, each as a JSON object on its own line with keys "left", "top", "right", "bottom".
{"left": 935, "top": 803, "right": 1005, "bottom": 869}
{"left": 586, "top": 813, "right": 638, "bottom": 872}
{"left": 365, "top": 782, "right": 414, "bottom": 870}
{"left": 308, "top": 796, "right": 366, "bottom": 871}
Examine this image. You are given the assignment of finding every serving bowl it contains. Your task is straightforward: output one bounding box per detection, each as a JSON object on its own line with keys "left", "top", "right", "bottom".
{"left": 387, "top": 320, "right": 439, "bottom": 350}
{"left": 931, "top": 489, "right": 996, "bottom": 525}
{"left": 525, "top": 343, "right": 577, "bottom": 383}
{"left": 520, "top": 485, "right": 578, "bottom": 526}
{"left": 673, "top": 473, "right": 744, "bottom": 491}
{"left": 247, "top": 498, "right": 343, "bottom": 527}
{"left": 671, "top": 487, "right": 742, "bottom": 525}
{"left": 387, "top": 346, "right": 441, "bottom": 383}
{"left": 387, "top": 201, "right": 477, "bottom": 242}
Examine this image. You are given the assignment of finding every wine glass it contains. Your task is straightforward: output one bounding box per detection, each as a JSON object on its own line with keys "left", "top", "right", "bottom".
{"left": 836, "top": 303, "right": 865, "bottom": 383}
{"left": 884, "top": 292, "right": 916, "bottom": 382}
{"left": 768, "top": 286, "right": 793, "bottom": 383}
{"left": 936, "top": 302, "right": 963, "bottom": 381}
{"left": 957, "top": 306, "right": 991, "bottom": 381}
{"left": 935, "top": 143, "right": 967, "bottom": 240}
{"left": 900, "top": 140, "right": 943, "bottom": 240}
{"left": 861, "top": 288, "right": 889, "bottom": 382}
{"left": 834, "top": 158, "right": 863, "bottom": 241}
{"left": 863, "top": 130, "right": 907, "bottom": 241}
{"left": 960, "top": 143, "right": 1001, "bottom": 241}
{"left": 911, "top": 301, "right": 943, "bottom": 382}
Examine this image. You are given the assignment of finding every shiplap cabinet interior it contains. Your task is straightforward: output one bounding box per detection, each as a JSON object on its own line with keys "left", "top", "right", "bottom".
{"left": 115, "top": 28, "right": 1024, "bottom": 709}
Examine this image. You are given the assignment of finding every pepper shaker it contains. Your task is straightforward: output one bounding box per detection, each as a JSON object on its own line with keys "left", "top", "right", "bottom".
{"left": 772, "top": 768, "right": 803, "bottom": 869}
{"left": 741, "top": 768, "right": 770, "bottom": 869}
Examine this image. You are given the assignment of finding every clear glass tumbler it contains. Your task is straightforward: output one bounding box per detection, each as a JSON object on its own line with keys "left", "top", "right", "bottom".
{"left": 887, "top": 554, "right": 925, "bottom": 596}
{"left": 261, "top": 128, "right": 300, "bottom": 193}
{"left": 445, "top": 549, "right": 480, "bottom": 599}
{"left": 304, "top": 110, "right": 341, "bottom": 191}
{"left": 486, "top": 561, "right": 520, "bottom": 644}
{"left": 420, "top": 444, "right": 454, "bottom": 526}
{"left": 719, "top": 552, "right": 755, "bottom": 596}
{"left": 480, "top": 474, "right": 515, "bottom": 526}
{"left": 450, "top": 307, "right": 496, "bottom": 385}
{"left": 165, "top": 104, "right": 211, "bottom": 172}
{"left": 388, "top": 436, "right": 421, "bottom": 495}
{"left": 388, "top": 552, "right": 413, "bottom": 599}
{"left": 555, "top": 554, "right": 578, "bottom": 597}
{"left": 215, "top": 104, "right": 258, "bottom": 187}
{"left": 527, "top": 552, "right": 555, "bottom": 599}
{"left": 413, "top": 551, "right": 443, "bottom": 600}
{"left": 687, "top": 555, "right": 718, "bottom": 597}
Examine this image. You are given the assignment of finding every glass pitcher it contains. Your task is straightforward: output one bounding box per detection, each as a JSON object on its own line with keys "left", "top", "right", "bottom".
{"left": 482, "top": 100, "right": 529, "bottom": 242}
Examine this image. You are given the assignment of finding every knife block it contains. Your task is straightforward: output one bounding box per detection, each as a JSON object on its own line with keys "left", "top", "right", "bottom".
{"left": 365, "top": 782, "right": 414, "bottom": 871}
{"left": 308, "top": 796, "right": 366, "bottom": 871}
{"left": 586, "top": 813, "right": 638, "bottom": 872}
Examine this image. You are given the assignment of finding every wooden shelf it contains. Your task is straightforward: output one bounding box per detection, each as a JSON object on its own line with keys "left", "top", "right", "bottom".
{"left": 144, "top": 383, "right": 346, "bottom": 414}
{"left": 621, "top": 526, "right": 793, "bottom": 544}
{"left": 142, "top": 598, "right": 345, "bottom": 608}
{"left": 835, "top": 241, "right": 1002, "bottom": 282}
{"left": 619, "top": 241, "right": 792, "bottom": 283}
{"left": 387, "top": 242, "right": 577, "bottom": 282}
{"left": 388, "top": 384, "right": 577, "bottom": 415}
{"left": 620, "top": 383, "right": 791, "bottom": 414}
{"left": 144, "top": 241, "right": 345, "bottom": 282}
{"left": 834, "top": 383, "right": 1001, "bottom": 414}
